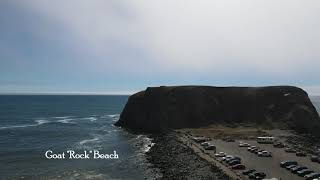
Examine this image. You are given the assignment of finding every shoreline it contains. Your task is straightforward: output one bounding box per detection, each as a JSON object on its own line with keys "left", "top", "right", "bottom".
{"left": 146, "top": 132, "right": 231, "bottom": 180}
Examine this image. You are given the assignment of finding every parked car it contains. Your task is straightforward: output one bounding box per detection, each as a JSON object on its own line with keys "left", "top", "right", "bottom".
{"left": 273, "top": 142, "right": 285, "bottom": 148}
{"left": 239, "top": 142, "right": 250, "bottom": 147}
{"left": 249, "top": 172, "right": 266, "bottom": 179}
{"left": 224, "top": 138, "right": 235, "bottom": 142}
{"left": 200, "top": 142, "right": 210, "bottom": 147}
{"left": 297, "top": 169, "right": 314, "bottom": 177}
{"left": 255, "top": 149, "right": 264, "bottom": 154}
{"left": 221, "top": 155, "right": 234, "bottom": 162}
{"left": 285, "top": 164, "right": 297, "bottom": 170}
{"left": 285, "top": 148, "right": 296, "bottom": 153}
{"left": 296, "top": 152, "right": 307, "bottom": 157}
{"left": 215, "top": 152, "right": 226, "bottom": 157}
{"left": 192, "top": 137, "right": 206, "bottom": 143}
{"left": 305, "top": 173, "right": 320, "bottom": 180}
{"left": 226, "top": 157, "right": 241, "bottom": 163}
{"left": 242, "top": 169, "right": 256, "bottom": 175}
{"left": 258, "top": 151, "right": 272, "bottom": 157}
{"left": 249, "top": 147, "right": 259, "bottom": 153}
{"left": 290, "top": 166, "right": 308, "bottom": 173}
{"left": 204, "top": 145, "right": 216, "bottom": 150}
{"left": 280, "top": 161, "right": 298, "bottom": 168}
{"left": 311, "top": 155, "right": 320, "bottom": 162}
{"left": 248, "top": 146, "right": 256, "bottom": 151}
{"left": 228, "top": 160, "right": 241, "bottom": 166}
{"left": 231, "top": 164, "right": 245, "bottom": 170}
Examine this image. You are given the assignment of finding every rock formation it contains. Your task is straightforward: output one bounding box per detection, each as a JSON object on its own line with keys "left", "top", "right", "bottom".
{"left": 115, "top": 86, "right": 320, "bottom": 136}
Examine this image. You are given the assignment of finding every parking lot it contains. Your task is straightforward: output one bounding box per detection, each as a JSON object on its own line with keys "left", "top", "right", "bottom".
{"left": 178, "top": 128, "right": 320, "bottom": 180}
{"left": 210, "top": 139, "right": 320, "bottom": 179}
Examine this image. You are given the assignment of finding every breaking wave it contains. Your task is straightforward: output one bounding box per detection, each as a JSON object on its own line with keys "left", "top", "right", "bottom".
{"left": 57, "top": 118, "right": 75, "bottom": 124}
{"left": 79, "top": 137, "right": 100, "bottom": 145}
{"left": 0, "top": 119, "right": 50, "bottom": 130}
{"left": 81, "top": 117, "right": 98, "bottom": 122}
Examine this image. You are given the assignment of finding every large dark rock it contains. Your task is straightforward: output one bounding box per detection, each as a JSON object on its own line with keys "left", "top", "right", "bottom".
{"left": 115, "top": 86, "right": 320, "bottom": 136}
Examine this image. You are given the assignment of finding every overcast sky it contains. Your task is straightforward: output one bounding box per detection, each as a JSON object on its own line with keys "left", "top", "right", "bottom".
{"left": 1, "top": 0, "right": 320, "bottom": 95}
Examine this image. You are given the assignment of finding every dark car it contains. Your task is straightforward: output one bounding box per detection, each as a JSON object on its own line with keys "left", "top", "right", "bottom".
{"left": 225, "top": 139, "right": 235, "bottom": 142}
{"left": 226, "top": 157, "right": 241, "bottom": 163}
{"left": 228, "top": 160, "right": 241, "bottom": 166}
{"left": 296, "top": 152, "right": 307, "bottom": 157}
{"left": 193, "top": 137, "right": 206, "bottom": 143}
{"left": 273, "top": 142, "right": 285, "bottom": 148}
{"left": 305, "top": 173, "right": 320, "bottom": 180}
{"left": 311, "top": 155, "right": 319, "bottom": 162}
{"left": 204, "top": 145, "right": 216, "bottom": 150}
{"left": 242, "top": 169, "right": 256, "bottom": 175}
{"left": 297, "top": 169, "right": 314, "bottom": 177}
{"left": 249, "top": 172, "right": 266, "bottom": 179}
{"left": 285, "top": 148, "right": 297, "bottom": 153}
{"left": 291, "top": 166, "right": 308, "bottom": 173}
{"left": 231, "top": 164, "right": 245, "bottom": 170}
{"left": 280, "top": 161, "right": 298, "bottom": 168}
{"left": 249, "top": 147, "right": 259, "bottom": 153}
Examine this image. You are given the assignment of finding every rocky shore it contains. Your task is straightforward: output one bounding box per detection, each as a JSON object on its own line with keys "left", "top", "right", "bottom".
{"left": 146, "top": 133, "right": 231, "bottom": 180}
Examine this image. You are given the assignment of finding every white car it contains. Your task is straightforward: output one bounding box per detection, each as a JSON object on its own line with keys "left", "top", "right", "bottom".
{"left": 215, "top": 152, "right": 226, "bottom": 157}
{"left": 220, "top": 155, "right": 234, "bottom": 162}
{"left": 258, "top": 151, "right": 272, "bottom": 157}
{"left": 247, "top": 146, "right": 257, "bottom": 150}
{"left": 239, "top": 143, "right": 250, "bottom": 147}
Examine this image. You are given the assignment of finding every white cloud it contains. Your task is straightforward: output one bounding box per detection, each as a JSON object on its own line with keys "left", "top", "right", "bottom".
{"left": 16, "top": 0, "right": 320, "bottom": 75}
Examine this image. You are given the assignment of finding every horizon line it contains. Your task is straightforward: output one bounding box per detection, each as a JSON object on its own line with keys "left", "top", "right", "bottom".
{"left": 0, "top": 91, "right": 319, "bottom": 96}
{"left": 0, "top": 92, "right": 134, "bottom": 96}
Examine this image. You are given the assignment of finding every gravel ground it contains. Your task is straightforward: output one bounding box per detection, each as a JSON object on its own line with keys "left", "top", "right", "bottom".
{"left": 146, "top": 133, "right": 231, "bottom": 180}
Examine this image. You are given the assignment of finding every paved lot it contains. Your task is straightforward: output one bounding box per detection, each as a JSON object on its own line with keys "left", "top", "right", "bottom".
{"left": 210, "top": 139, "right": 320, "bottom": 180}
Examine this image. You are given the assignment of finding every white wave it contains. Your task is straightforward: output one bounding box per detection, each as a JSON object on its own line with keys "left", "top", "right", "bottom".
{"left": 107, "top": 114, "right": 120, "bottom": 118}
{"left": 141, "top": 137, "right": 155, "bottom": 152}
{"left": 133, "top": 135, "right": 155, "bottom": 152}
{"left": 57, "top": 118, "right": 75, "bottom": 124}
{"left": 35, "top": 119, "right": 50, "bottom": 125}
{"left": 0, "top": 124, "right": 36, "bottom": 130}
{"left": 81, "top": 117, "right": 97, "bottom": 122}
{"left": 52, "top": 116, "right": 72, "bottom": 119}
{"left": 0, "top": 119, "right": 50, "bottom": 130}
{"left": 79, "top": 137, "right": 100, "bottom": 145}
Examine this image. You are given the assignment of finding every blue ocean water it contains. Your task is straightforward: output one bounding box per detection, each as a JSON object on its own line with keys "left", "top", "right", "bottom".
{"left": 0, "top": 95, "right": 155, "bottom": 180}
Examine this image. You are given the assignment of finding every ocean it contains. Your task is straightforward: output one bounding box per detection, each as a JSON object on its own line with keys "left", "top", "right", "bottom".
{"left": 0, "top": 95, "right": 319, "bottom": 179}
{"left": 0, "top": 95, "right": 156, "bottom": 180}
{"left": 311, "top": 96, "right": 320, "bottom": 114}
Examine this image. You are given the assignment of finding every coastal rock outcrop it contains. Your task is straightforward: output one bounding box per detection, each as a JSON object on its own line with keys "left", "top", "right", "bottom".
{"left": 115, "top": 86, "right": 320, "bottom": 136}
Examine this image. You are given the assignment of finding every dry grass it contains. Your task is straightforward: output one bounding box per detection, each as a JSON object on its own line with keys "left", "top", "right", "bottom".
{"left": 177, "top": 125, "right": 269, "bottom": 140}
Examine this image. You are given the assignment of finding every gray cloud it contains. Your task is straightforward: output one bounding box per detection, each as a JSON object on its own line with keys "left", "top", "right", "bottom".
{"left": 5, "top": 0, "right": 320, "bottom": 94}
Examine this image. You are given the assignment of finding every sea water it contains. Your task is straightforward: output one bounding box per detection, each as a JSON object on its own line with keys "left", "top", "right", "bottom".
{"left": 0, "top": 95, "right": 319, "bottom": 179}
{"left": 0, "top": 95, "right": 156, "bottom": 179}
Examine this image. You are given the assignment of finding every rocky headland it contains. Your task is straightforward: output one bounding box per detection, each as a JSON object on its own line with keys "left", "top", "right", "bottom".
{"left": 115, "top": 86, "right": 320, "bottom": 136}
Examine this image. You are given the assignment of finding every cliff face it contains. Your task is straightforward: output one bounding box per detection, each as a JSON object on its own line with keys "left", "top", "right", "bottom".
{"left": 115, "top": 86, "right": 320, "bottom": 136}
